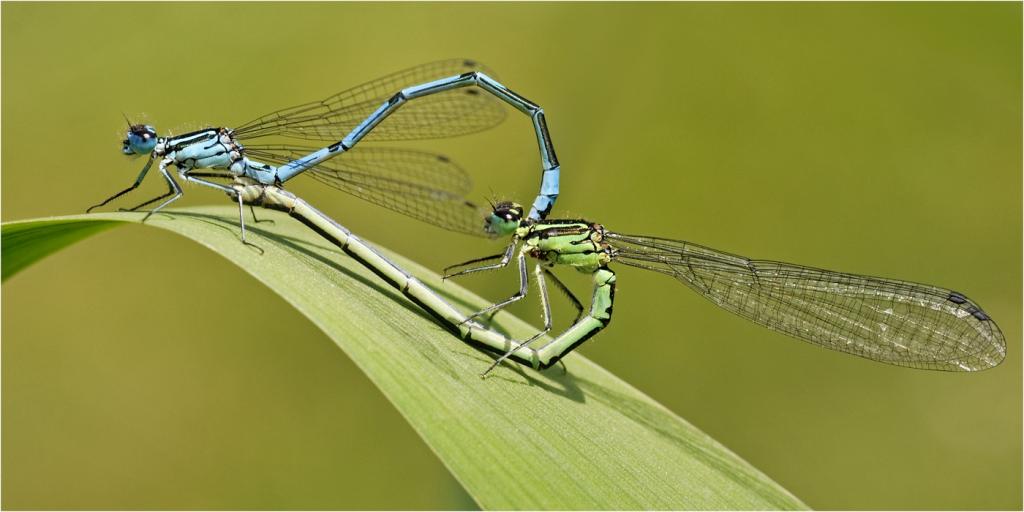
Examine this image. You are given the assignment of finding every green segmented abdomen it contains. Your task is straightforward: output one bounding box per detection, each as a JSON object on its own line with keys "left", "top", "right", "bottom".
{"left": 535, "top": 267, "right": 617, "bottom": 368}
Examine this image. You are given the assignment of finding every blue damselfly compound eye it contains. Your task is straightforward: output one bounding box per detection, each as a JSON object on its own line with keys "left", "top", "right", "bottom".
{"left": 122, "top": 124, "right": 157, "bottom": 155}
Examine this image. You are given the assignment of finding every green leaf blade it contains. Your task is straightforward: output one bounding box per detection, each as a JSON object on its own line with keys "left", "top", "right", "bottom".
{"left": 1, "top": 209, "right": 807, "bottom": 510}
{"left": 1, "top": 219, "right": 123, "bottom": 281}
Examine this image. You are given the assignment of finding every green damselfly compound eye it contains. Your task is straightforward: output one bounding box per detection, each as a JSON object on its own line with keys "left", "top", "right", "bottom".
{"left": 484, "top": 201, "right": 523, "bottom": 236}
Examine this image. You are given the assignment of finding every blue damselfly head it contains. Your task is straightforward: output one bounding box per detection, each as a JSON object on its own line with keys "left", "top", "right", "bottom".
{"left": 484, "top": 201, "right": 523, "bottom": 237}
{"left": 122, "top": 124, "right": 157, "bottom": 155}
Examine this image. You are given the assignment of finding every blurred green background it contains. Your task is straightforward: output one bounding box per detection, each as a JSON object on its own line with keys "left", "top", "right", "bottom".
{"left": 2, "top": 2, "right": 1020, "bottom": 510}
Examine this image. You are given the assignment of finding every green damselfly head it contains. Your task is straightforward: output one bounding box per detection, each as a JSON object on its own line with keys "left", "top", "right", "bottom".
{"left": 485, "top": 201, "right": 523, "bottom": 237}
{"left": 122, "top": 124, "right": 157, "bottom": 155}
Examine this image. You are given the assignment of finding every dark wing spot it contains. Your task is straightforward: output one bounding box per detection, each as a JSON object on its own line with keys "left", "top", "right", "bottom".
{"left": 968, "top": 307, "right": 991, "bottom": 321}
{"left": 948, "top": 292, "right": 968, "bottom": 304}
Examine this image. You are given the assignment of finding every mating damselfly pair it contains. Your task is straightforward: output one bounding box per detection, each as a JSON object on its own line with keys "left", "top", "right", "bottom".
{"left": 90, "top": 59, "right": 1006, "bottom": 375}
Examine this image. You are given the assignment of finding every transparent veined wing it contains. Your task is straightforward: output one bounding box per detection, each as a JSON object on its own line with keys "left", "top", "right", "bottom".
{"left": 605, "top": 232, "right": 1006, "bottom": 371}
{"left": 234, "top": 59, "right": 507, "bottom": 142}
{"left": 244, "top": 144, "right": 492, "bottom": 238}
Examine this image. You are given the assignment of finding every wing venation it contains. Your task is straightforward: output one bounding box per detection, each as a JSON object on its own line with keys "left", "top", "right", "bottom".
{"left": 606, "top": 232, "right": 1006, "bottom": 371}
{"left": 234, "top": 59, "right": 506, "bottom": 142}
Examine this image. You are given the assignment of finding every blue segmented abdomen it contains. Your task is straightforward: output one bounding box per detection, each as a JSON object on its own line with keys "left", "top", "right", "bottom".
{"left": 530, "top": 166, "right": 560, "bottom": 220}
{"left": 275, "top": 147, "right": 335, "bottom": 182}
{"left": 240, "top": 158, "right": 278, "bottom": 184}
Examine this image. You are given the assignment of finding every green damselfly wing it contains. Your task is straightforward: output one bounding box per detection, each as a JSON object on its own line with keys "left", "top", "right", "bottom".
{"left": 606, "top": 232, "right": 1005, "bottom": 371}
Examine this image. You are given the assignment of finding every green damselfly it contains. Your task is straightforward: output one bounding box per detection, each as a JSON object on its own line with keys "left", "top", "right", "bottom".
{"left": 444, "top": 202, "right": 1006, "bottom": 375}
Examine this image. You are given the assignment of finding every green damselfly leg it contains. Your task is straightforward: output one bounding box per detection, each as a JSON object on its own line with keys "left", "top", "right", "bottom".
{"left": 444, "top": 202, "right": 1006, "bottom": 375}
